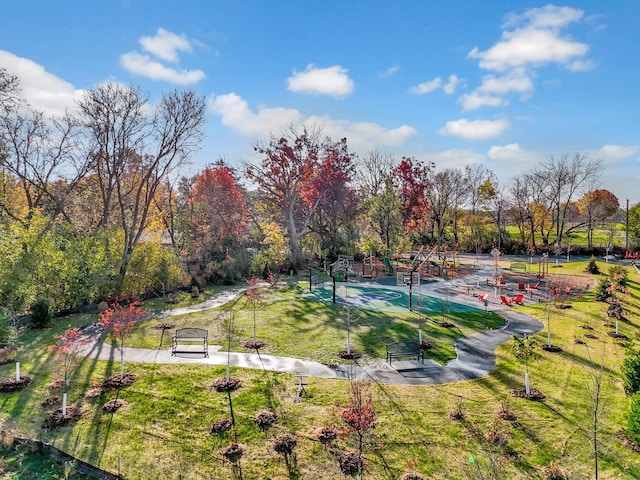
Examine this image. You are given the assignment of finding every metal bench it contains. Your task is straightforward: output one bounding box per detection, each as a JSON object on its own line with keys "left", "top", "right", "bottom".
{"left": 171, "top": 327, "right": 208, "bottom": 357}
{"left": 385, "top": 340, "right": 424, "bottom": 365}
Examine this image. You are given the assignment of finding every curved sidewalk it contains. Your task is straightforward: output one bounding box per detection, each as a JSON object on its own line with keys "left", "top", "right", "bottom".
{"left": 83, "top": 259, "right": 544, "bottom": 385}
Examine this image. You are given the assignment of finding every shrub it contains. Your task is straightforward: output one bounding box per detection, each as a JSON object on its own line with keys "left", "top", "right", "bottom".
{"left": 30, "top": 298, "right": 53, "bottom": 328}
{"left": 626, "top": 393, "right": 640, "bottom": 447}
{"left": 586, "top": 256, "right": 600, "bottom": 274}
{"left": 622, "top": 348, "right": 640, "bottom": 395}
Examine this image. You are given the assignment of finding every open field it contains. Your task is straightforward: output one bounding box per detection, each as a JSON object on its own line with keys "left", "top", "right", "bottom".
{"left": 1, "top": 259, "right": 639, "bottom": 479}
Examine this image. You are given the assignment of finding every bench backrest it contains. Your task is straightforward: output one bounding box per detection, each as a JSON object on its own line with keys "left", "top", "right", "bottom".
{"left": 386, "top": 340, "right": 419, "bottom": 353}
{"left": 174, "top": 327, "right": 208, "bottom": 338}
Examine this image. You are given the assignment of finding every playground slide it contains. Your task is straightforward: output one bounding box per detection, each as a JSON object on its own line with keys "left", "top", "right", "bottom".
{"left": 384, "top": 256, "right": 394, "bottom": 275}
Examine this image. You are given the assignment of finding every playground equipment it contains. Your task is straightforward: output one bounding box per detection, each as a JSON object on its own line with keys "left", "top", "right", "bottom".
{"left": 362, "top": 253, "right": 376, "bottom": 279}
{"left": 397, "top": 271, "right": 421, "bottom": 311}
{"left": 329, "top": 255, "right": 355, "bottom": 303}
{"left": 410, "top": 245, "right": 438, "bottom": 272}
{"left": 383, "top": 248, "right": 394, "bottom": 275}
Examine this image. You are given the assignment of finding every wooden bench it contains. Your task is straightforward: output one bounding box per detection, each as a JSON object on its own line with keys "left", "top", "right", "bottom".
{"left": 385, "top": 340, "right": 424, "bottom": 365}
{"left": 171, "top": 327, "right": 208, "bottom": 357}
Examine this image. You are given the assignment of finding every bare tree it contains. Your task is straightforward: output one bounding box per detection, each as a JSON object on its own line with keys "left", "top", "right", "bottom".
{"left": 0, "top": 108, "right": 86, "bottom": 226}
{"left": 354, "top": 150, "right": 395, "bottom": 198}
{"left": 77, "top": 84, "right": 206, "bottom": 290}
{"left": 540, "top": 153, "right": 601, "bottom": 247}
{"left": 0, "top": 68, "right": 22, "bottom": 114}
{"left": 423, "top": 168, "right": 462, "bottom": 243}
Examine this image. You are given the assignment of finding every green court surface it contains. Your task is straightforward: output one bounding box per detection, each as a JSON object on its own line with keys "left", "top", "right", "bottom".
{"left": 309, "top": 283, "right": 481, "bottom": 313}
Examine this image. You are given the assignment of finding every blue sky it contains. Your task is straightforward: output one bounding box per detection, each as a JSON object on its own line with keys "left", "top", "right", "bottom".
{"left": 1, "top": 1, "right": 638, "bottom": 203}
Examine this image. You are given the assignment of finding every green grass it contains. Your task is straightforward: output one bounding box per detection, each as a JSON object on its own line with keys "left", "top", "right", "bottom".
{"left": 126, "top": 282, "right": 505, "bottom": 365}
{"left": 1, "top": 261, "right": 639, "bottom": 479}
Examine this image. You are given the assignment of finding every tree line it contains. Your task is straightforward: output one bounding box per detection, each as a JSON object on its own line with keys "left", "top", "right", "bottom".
{"left": 1, "top": 69, "right": 639, "bottom": 313}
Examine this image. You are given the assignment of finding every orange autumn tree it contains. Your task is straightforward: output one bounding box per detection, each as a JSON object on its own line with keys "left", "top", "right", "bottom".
{"left": 100, "top": 303, "right": 145, "bottom": 380}
{"left": 189, "top": 161, "right": 249, "bottom": 264}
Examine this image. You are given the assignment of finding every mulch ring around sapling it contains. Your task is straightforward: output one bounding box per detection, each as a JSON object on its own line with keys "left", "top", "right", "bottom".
{"left": 243, "top": 340, "right": 266, "bottom": 350}
{"left": 152, "top": 323, "right": 175, "bottom": 330}
{"left": 540, "top": 344, "right": 563, "bottom": 353}
{"left": 512, "top": 387, "right": 546, "bottom": 401}
{"left": 0, "top": 376, "right": 32, "bottom": 393}
{"left": 273, "top": 433, "right": 297, "bottom": 454}
{"left": 254, "top": 410, "right": 279, "bottom": 431}
{"left": 102, "top": 372, "right": 137, "bottom": 390}
{"left": 102, "top": 399, "right": 127, "bottom": 413}
{"left": 210, "top": 418, "right": 233, "bottom": 435}
{"left": 438, "top": 321, "right": 456, "bottom": 328}
{"left": 317, "top": 426, "right": 338, "bottom": 445}
{"left": 337, "top": 351, "right": 362, "bottom": 360}
{"left": 42, "top": 406, "right": 84, "bottom": 429}
{"left": 222, "top": 442, "right": 245, "bottom": 463}
{"left": 607, "top": 332, "right": 628, "bottom": 339}
{"left": 41, "top": 396, "right": 60, "bottom": 408}
{"left": 211, "top": 376, "right": 242, "bottom": 393}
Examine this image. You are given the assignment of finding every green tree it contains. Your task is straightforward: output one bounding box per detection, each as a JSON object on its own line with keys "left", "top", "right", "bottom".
{"left": 629, "top": 202, "right": 640, "bottom": 249}
{"left": 364, "top": 177, "right": 401, "bottom": 250}
{"left": 626, "top": 393, "right": 640, "bottom": 447}
{"left": 621, "top": 348, "right": 640, "bottom": 395}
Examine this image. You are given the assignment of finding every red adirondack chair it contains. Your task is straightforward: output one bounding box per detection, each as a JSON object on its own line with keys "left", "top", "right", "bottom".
{"left": 478, "top": 293, "right": 489, "bottom": 302}
{"left": 518, "top": 283, "right": 526, "bottom": 291}
{"left": 512, "top": 293, "right": 524, "bottom": 305}
{"left": 528, "top": 282, "right": 539, "bottom": 290}
{"left": 500, "top": 295, "right": 512, "bottom": 306}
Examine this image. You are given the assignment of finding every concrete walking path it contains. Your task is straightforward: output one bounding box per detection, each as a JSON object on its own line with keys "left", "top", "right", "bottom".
{"left": 84, "top": 256, "right": 544, "bottom": 385}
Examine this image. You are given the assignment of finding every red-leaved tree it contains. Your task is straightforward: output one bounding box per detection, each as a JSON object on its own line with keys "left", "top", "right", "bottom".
{"left": 247, "top": 126, "right": 354, "bottom": 259}
{"left": 50, "top": 328, "right": 91, "bottom": 393}
{"left": 189, "top": 161, "right": 249, "bottom": 263}
{"left": 338, "top": 381, "right": 382, "bottom": 478}
{"left": 100, "top": 303, "right": 145, "bottom": 380}
{"left": 391, "top": 156, "right": 433, "bottom": 235}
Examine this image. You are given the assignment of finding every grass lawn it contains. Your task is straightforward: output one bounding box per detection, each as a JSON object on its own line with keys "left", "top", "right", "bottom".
{"left": 1, "top": 260, "right": 639, "bottom": 479}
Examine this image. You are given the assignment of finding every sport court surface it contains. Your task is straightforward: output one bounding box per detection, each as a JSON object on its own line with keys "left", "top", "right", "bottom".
{"left": 310, "top": 282, "right": 481, "bottom": 314}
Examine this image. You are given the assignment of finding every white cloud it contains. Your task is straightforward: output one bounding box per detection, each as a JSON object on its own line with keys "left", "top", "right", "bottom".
{"left": 0, "top": 50, "right": 83, "bottom": 116}
{"left": 502, "top": 5, "right": 584, "bottom": 30}
{"left": 443, "top": 75, "right": 460, "bottom": 94}
{"left": 287, "top": 65, "right": 354, "bottom": 98}
{"left": 478, "top": 70, "right": 533, "bottom": 95}
{"left": 440, "top": 118, "right": 509, "bottom": 141}
{"left": 306, "top": 115, "right": 416, "bottom": 149}
{"left": 139, "top": 28, "right": 192, "bottom": 62}
{"left": 208, "top": 93, "right": 303, "bottom": 138}
{"left": 120, "top": 51, "right": 205, "bottom": 85}
{"left": 566, "top": 59, "right": 596, "bottom": 72}
{"left": 208, "top": 92, "right": 416, "bottom": 151}
{"left": 588, "top": 144, "right": 640, "bottom": 163}
{"left": 462, "top": 5, "right": 591, "bottom": 111}
{"left": 380, "top": 65, "right": 400, "bottom": 78}
{"left": 487, "top": 143, "right": 541, "bottom": 165}
{"left": 468, "top": 28, "right": 589, "bottom": 72}
{"left": 459, "top": 92, "right": 509, "bottom": 111}
{"left": 409, "top": 77, "right": 442, "bottom": 95}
